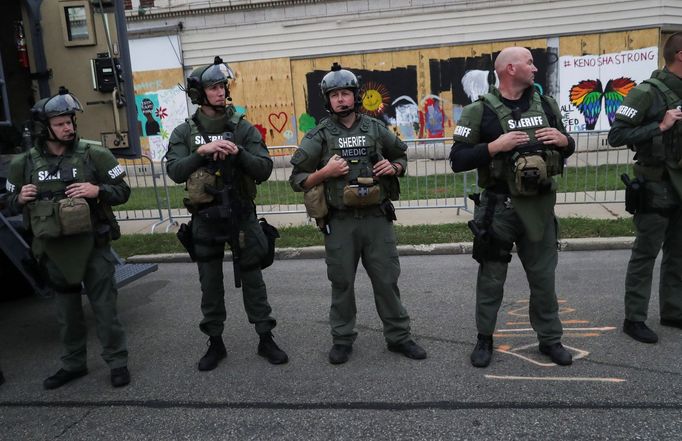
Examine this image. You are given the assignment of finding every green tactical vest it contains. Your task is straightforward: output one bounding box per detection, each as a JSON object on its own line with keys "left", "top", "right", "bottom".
{"left": 316, "top": 114, "right": 389, "bottom": 209}
{"left": 477, "top": 90, "right": 562, "bottom": 190}
{"left": 26, "top": 140, "right": 96, "bottom": 285}
{"left": 186, "top": 107, "right": 257, "bottom": 200}
{"left": 28, "top": 141, "right": 92, "bottom": 198}
{"left": 635, "top": 77, "right": 682, "bottom": 170}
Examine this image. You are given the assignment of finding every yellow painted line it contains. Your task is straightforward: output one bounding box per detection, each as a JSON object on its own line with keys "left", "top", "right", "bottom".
{"left": 485, "top": 375, "right": 626, "bottom": 383}
{"left": 496, "top": 327, "right": 616, "bottom": 332}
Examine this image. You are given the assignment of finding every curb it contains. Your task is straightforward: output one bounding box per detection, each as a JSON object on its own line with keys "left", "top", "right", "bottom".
{"left": 126, "top": 237, "right": 635, "bottom": 264}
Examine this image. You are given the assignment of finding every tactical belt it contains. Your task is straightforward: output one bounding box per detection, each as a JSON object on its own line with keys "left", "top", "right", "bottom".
{"left": 329, "top": 204, "right": 384, "bottom": 219}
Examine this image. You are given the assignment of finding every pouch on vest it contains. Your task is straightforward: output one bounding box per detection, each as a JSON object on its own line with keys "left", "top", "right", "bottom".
{"left": 28, "top": 200, "right": 61, "bottom": 239}
{"left": 343, "top": 177, "right": 381, "bottom": 207}
{"left": 512, "top": 154, "right": 549, "bottom": 196}
{"left": 303, "top": 184, "right": 328, "bottom": 219}
{"left": 544, "top": 150, "right": 564, "bottom": 177}
{"left": 187, "top": 168, "right": 217, "bottom": 205}
{"left": 59, "top": 197, "right": 92, "bottom": 236}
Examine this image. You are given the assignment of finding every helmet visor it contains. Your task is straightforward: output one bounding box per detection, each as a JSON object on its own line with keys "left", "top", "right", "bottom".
{"left": 201, "top": 63, "right": 234, "bottom": 88}
{"left": 43, "top": 93, "right": 83, "bottom": 118}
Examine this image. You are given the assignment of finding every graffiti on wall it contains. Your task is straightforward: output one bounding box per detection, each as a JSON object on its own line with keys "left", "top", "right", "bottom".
{"left": 429, "top": 48, "right": 550, "bottom": 127}
{"left": 303, "top": 66, "right": 419, "bottom": 138}
{"left": 133, "top": 69, "right": 188, "bottom": 161}
{"left": 559, "top": 47, "right": 658, "bottom": 131}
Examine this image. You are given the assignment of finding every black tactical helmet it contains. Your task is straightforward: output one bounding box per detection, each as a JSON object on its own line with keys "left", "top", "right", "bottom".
{"left": 31, "top": 86, "right": 83, "bottom": 141}
{"left": 186, "top": 56, "right": 235, "bottom": 105}
{"left": 31, "top": 86, "right": 83, "bottom": 123}
{"left": 320, "top": 63, "right": 361, "bottom": 114}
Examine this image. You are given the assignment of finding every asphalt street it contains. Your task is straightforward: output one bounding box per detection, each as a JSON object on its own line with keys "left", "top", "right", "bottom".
{"left": 1, "top": 250, "right": 681, "bottom": 440}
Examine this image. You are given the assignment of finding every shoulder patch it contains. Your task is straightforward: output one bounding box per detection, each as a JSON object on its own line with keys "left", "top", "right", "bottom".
{"left": 304, "top": 124, "right": 324, "bottom": 139}
{"left": 291, "top": 149, "right": 309, "bottom": 166}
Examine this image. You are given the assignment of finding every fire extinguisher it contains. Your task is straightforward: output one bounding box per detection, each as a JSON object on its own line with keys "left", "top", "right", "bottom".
{"left": 15, "top": 21, "right": 30, "bottom": 70}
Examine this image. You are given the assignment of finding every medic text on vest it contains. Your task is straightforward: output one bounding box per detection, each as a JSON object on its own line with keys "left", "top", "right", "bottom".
{"left": 507, "top": 116, "right": 545, "bottom": 130}
{"left": 38, "top": 168, "right": 78, "bottom": 181}
{"left": 337, "top": 136, "right": 368, "bottom": 157}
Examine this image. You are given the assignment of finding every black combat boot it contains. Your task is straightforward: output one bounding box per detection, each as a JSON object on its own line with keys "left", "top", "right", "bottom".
{"left": 198, "top": 336, "right": 227, "bottom": 371}
{"left": 258, "top": 333, "right": 289, "bottom": 365}
{"left": 387, "top": 340, "right": 427, "bottom": 360}
{"left": 470, "top": 334, "right": 493, "bottom": 368}
{"left": 539, "top": 342, "right": 573, "bottom": 365}
{"left": 328, "top": 344, "right": 353, "bottom": 364}
{"left": 623, "top": 319, "right": 658, "bottom": 344}
{"left": 43, "top": 368, "right": 88, "bottom": 390}
{"left": 660, "top": 318, "right": 682, "bottom": 329}
{"left": 111, "top": 367, "right": 131, "bottom": 388}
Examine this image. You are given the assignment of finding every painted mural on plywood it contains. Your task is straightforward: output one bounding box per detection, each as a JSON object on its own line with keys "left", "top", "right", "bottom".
{"left": 228, "top": 58, "right": 298, "bottom": 149}
{"left": 132, "top": 68, "right": 188, "bottom": 161}
{"left": 303, "top": 66, "right": 419, "bottom": 139}
{"left": 428, "top": 48, "right": 551, "bottom": 127}
{"left": 559, "top": 47, "right": 658, "bottom": 131}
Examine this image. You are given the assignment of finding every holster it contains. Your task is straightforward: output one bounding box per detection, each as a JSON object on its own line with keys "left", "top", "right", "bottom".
{"left": 468, "top": 220, "right": 512, "bottom": 264}
{"left": 380, "top": 199, "right": 397, "bottom": 222}
{"left": 468, "top": 192, "right": 512, "bottom": 264}
{"left": 258, "top": 217, "right": 279, "bottom": 270}
{"left": 622, "top": 174, "right": 647, "bottom": 215}
{"left": 177, "top": 221, "right": 198, "bottom": 261}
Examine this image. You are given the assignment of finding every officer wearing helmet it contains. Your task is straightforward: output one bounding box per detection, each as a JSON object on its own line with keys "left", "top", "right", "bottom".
{"left": 166, "top": 56, "right": 288, "bottom": 371}
{"left": 4, "top": 86, "right": 132, "bottom": 389}
{"left": 289, "top": 63, "right": 427, "bottom": 364}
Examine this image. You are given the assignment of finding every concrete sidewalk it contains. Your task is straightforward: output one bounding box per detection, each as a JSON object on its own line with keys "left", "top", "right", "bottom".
{"left": 118, "top": 201, "right": 631, "bottom": 234}
{"left": 119, "top": 201, "right": 635, "bottom": 263}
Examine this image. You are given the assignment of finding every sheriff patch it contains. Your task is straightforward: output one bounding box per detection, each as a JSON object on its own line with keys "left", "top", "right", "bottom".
{"left": 108, "top": 164, "right": 125, "bottom": 179}
{"left": 194, "top": 135, "right": 225, "bottom": 145}
{"left": 6, "top": 179, "right": 15, "bottom": 193}
{"left": 38, "top": 168, "right": 78, "bottom": 182}
{"left": 337, "top": 136, "right": 367, "bottom": 149}
{"left": 615, "top": 105, "right": 638, "bottom": 119}
{"left": 507, "top": 116, "right": 545, "bottom": 130}
{"left": 454, "top": 125, "right": 472, "bottom": 138}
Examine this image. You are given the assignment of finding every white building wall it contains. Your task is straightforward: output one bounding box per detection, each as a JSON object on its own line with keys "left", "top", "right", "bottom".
{"left": 126, "top": 0, "right": 682, "bottom": 68}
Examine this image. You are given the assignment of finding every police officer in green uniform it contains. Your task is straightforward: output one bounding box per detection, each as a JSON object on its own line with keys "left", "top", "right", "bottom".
{"left": 166, "top": 57, "right": 288, "bottom": 370}
{"left": 5, "top": 87, "right": 131, "bottom": 388}
{"left": 450, "top": 47, "right": 576, "bottom": 368}
{"left": 608, "top": 32, "right": 682, "bottom": 344}
{"left": 289, "top": 63, "right": 427, "bottom": 364}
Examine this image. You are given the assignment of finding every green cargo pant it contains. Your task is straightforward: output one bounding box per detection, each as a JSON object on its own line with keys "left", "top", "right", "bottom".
{"left": 192, "top": 208, "right": 276, "bottom": 337}
{"left": 625, "top": 209, "right": 682, "bottom": 322}
{"left": 474, "top": 192, "right": 563, "bottom": 345}
{"left": 46, "top": 246, "right": 128, "bottom": 371}
{"left": 324, "top": 207, "right": 411, "bottom": 346}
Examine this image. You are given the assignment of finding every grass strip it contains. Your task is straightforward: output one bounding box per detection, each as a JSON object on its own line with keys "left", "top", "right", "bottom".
{"left": 114, "top": 216, "right": 635, "bottom": 259}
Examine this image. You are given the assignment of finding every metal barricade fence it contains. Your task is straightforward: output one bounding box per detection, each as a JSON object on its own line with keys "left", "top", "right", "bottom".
{"left": 556, "top": 130, "right": 633, "bottom": 205}
{"left": 113, "top": 154, "right": 167, "bottom": 231}
{"left": 120, "top": 131, "right": 632, "bottom": 230}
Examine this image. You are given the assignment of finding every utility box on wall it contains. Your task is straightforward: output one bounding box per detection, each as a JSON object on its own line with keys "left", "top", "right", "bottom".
{"left": 91, "top": 54, "right": 123, "bottom": 93}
